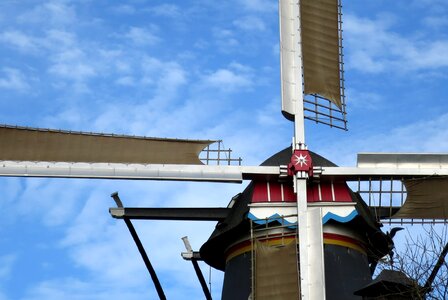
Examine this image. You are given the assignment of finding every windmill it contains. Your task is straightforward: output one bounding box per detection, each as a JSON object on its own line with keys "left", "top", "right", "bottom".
{"left": 1, "top": 1, "right": 448, "bottom": 300}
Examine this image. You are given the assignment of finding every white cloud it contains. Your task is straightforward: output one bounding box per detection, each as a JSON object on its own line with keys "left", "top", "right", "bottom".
{"left": 139, "top": 57, "right": 187, "bottom": 103}
{"left": 0, "top": 254, "right": 16, "bottom": 280}
{"left": 238, "top": 0, "right": 277, "bottom": 12}
{"left": 379, "top": 113, "right": 448, "bottom": 152}
{"left": 49, "top": 59, "right": 96, "bottom": 82}
{"left": 345, "top": 14, "right": 448, "bottom": 74}
{"left": 45, "top": 29, "right": 76, "bottom": 48}
{"left": 39, "top": 52, "right": 190, "bottom": 133}
{"left": 115, "top": 76, "right": 135, "bottom": 86}
{"left": 0, "top": 30, "right": 38, "bottom": 52}
{"left": 411, "top": 0, "right": 448, "bottom": 14}
{"left": 233, "top": 16, "right": 266, "bottom": 31}
{"left": 0, "top": 68, "right": 31, "bottom": 91}
{"left": 22, "top": 277, "right": 148, "bottom": 300}
{"left": 110, "top": 5, "right": 136, "bottom": 15}
{"left": 412, "top": 41, "right": 448, "bottom": 69}
{"left": 256, "top": 96, "right": 281, "bottom": 126}
{"left": 125, "top": 26, "right": 160, "bottom": 47}
{"left": 202, "top": 66, "right": 253, "bottom": 93}
{"left": 345, "top": 88, "right": 384, "bottom": 111}
{"left": 423, "top": 15, "right": 448, "bottom": 29}
{"left": 11, "top": 179, "right": 90, "bottom": 227}
{"left": 315, "top": 113, "right": 448, "bottom": 166}
{"left": 42, "top": 31, "right": 99, "bottom": 91}
{"left": 18, "top": 1, "right": 76, "bottom": 26}
{"left": 213, "top": 27, "right": 239, "bottom": 50}
{"left": 149, "top": 4, "right": 181, "bottom": 18}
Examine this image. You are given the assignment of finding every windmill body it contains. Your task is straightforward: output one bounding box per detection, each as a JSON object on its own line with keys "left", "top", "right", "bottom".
{"left": 200, "top": 148, "right": 388, "bottom": 299}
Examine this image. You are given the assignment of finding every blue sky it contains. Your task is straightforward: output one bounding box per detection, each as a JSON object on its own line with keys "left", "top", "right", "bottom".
{"left": 0, "top": 0, "right": 447, "bottom": 299}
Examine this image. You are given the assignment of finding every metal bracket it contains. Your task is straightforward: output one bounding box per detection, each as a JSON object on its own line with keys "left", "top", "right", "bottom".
{"left": 181, "top": 236, "right": 212, "bottom": 300}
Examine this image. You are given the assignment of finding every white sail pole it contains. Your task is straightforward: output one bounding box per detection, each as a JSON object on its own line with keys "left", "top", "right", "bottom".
{"left": 279, "top": 0, "right": 326, "bottom": 299}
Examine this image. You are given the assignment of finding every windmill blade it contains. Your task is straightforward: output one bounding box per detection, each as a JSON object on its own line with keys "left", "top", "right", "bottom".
{"left": 0, "top": 160, "right": 280, "bottom": 183}
{"left": 279, "top": 0, "right": 303, "bottom": 121}
{"left": 301, "top": 0, "right": 342, "bottom": 108}
{"left": 318, "top": 166, "right": 448, "bottom": 181}
{"left": 0, "top": 125, "right": 212, "bottom": 165}
{"left": 317, "top": 153, "right": 448, "bottom": 222}
{"left": 351, "top": 176, "right": 448, "bottom": 222}
{"left": 357, "top": 153, "right": 448, "bottom": 169}
{"left": 280, "top": 0, "right": 345, "bottom": 128}
{"left": 390, "top": 177, "right": 448, "bottom": 220}
{"left": 318, "top": 153, "right": 448, "bottom": 181}
{"left": 0, "top": 125, "right": 281, "bottom": 182}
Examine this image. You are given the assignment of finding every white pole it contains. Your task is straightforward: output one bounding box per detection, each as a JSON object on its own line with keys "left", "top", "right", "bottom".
{"left": 289, "top": 0, "right": 326, "bottom": 298}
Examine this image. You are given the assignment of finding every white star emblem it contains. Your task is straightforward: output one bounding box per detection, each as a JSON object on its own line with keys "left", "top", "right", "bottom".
{"left": 294, "top": 153, "right": 308, "bottom": 167}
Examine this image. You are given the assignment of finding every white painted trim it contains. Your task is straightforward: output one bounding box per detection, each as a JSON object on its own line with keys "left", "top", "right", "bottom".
{"left": 331, "top": 181, "right": 336, "bottom": 202}
{"left": 318, "top": 183, "right": 322, "bottom": 201}
{"left": 267, "top": 181, "right": 271, "bottom": 202}
{"left": 281, "top": 183, "right": 285, "bottom": 202}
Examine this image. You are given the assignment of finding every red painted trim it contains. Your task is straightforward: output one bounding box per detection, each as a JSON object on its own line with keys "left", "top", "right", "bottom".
{"left": 269, "top": 182, "right": 283, "bottom": 202}
{"left": 283, "top": 183, "right": 296, "bottom": 202}
{"left": 252, "top": 181, "right": 268, "bottom": 203}
{"left": 251, "top": 181, "right": 353, "bottom": 203}
{"left": 320, "top": 183, "right": 333, "bottom": 202}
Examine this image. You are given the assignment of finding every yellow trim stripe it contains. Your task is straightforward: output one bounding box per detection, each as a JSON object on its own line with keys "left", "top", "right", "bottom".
{"left": 225, "top": 234, "right": 366, "bottom": 263}
{"left": 225, "top": 237, "right": 296, "bottom": 263}
{"left": 323, "top": 238, "right": 366, "bottom": 255}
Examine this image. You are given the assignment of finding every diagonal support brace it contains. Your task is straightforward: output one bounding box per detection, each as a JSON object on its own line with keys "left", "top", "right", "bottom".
{"left": 110, "top": 192, "right": 166, "bottom": 300}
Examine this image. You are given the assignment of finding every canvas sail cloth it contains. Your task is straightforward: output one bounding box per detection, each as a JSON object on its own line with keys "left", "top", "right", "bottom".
{"left": 0, "top": 126, "right": 213, "bottom": 165}
{"left": 301, "top": 0, "right": 342, "bottom": 108}
{"left": 254, "top": 240, "right": 300, "bottom": 299}
{"left": 393, "top": 177, "right": 448, "bottom": 219}
{"left": 280, "top": 0, "right": 342, "bottom": 120}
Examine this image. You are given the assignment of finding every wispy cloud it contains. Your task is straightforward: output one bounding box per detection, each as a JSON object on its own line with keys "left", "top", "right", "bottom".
{"left": 201, "top": 64, "right": 253, "bottom": 93}
{"left": 0, "top": 30, "right": 38, "bottom": 53}
{"left": 110, "top": 4, "right": 136, "bottom": 15}
{"left": 238, "top": 0, "right": 277, "bottom": 13}
{"left": 114, "top": 76, "right": 135, "bottom": 86}
{"left": 212, "top": 27, "right": 240, "bottom": 51}
{"left": 315, "top": 113, "right": 448, "bottom": 166}
{"left": 148, "top": 4, "right": 182, "bottom": 18}
{"left": 48, "top": 56, "right": 96, "bottom": 81}
{"left": 233, "top": 16, "right": 266, "bottom": 31}
{"left": 10, "top": 179, "right": 90, "bottom": 227}
{"left": 17, "top": 1, "right": 76, "bottom": 26}
{"left": 345, "top": 14, "right": 448, "bottom": 74}
{"left": 22, "top": 277, "right": 148, "bottom": 300}
{"left": 0, "top": 67, "right": 31, "bottom": 91}
{"left": 423, "top": 15, "right": 448, "bottom": 29}
{"left": 345, "top": 88, "right": 384, "bottom": 111}
{"left": 377, "top": 113, "right": 448, "bottom": 153}
{"left": 124, "top": 26, "right": 160, "bottom": 47}
{"left": 0, "top": 254, "right": 16, "bottom": 280}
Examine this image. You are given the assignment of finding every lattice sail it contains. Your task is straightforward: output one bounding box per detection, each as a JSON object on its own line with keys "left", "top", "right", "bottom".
{"left": 279, "top": 0, "right": 347, "bottom": 130}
